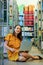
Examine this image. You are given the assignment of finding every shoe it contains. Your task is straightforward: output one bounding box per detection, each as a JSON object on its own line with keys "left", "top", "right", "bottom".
{"left": 37, "top": 55, "right": 43, "bottom": 60}
{"left": 34, "top": 55, "right": 43, "bottom": 60}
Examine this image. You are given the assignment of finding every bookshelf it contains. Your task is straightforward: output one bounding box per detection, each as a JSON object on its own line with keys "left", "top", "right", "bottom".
{"left": 36, "top": 0, "right": 43, "bottom": 53}
{"left": 19, "top": 5, "right": 34, "bottom": 38}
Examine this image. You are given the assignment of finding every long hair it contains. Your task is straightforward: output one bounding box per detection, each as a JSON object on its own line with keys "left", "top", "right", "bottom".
{"left": 13, "top": 25, "right": 22, "bottom": 41}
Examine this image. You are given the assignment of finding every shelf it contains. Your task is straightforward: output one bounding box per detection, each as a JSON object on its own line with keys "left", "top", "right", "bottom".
{"left": 22, "top": 35, "right": 34, "bottom": 37}
{"left": 34, "top": 0, "right": 43, "bottom": 50}
{"left": 19, "top": 20, "right": 24, "bottom": 21}
{"left": 0, "top": 18, "right": 4, "bottom": 21}
{"left": 23, "top": 25, "right": 32, "bottom": 28}
{"left": 24, "top": 18, "right": 34, "bottom": 20}
{"left": 24, "top": 25, "right": 34, "bottom": 27}
{"left": 21, "top": 25, "right": 34, "bottom": 27}
{"left": 0, "top": 36, "right": 4, "bottom": 38}
{"left": 22, "top": 36, "right": 34, "bottom": 38}
{"left": 3, "top": 9, "right": 7, "bottom": 11}
{"left": 22, "top": 31, "right": 34, "bottom": 32}
{"left": 9, "top": 15, "right": 13, "bottom": 17}
{"left": 0, "top": 25, "right": 8, "bottom": 27}
{"left": 19, "top": 20, "right": 34, "bottom": 22}
{"left": 19, "top": 14, "right": 34, "bottom": 16}
{"left": 24, "top": 14, "right": 34, "bottom": 16}
{"left": 19, "top": 19, "right": 34, "bottom": 21}
{"left": 19, "top": 15, "right": 23, "bottom": 17}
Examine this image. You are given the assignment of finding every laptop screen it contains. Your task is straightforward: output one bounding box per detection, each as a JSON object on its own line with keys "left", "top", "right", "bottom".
{"left": 20, "top": 38, "right": 32, "bottom": 51}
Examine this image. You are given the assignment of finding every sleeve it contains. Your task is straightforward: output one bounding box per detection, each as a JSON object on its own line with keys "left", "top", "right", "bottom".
{"left": 4, "top": 34, "right": 12, "bottom": 41}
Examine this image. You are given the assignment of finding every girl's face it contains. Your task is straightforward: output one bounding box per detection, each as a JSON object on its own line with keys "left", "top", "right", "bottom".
{"left": 14, "top": 25, "right": 21, "bottom": 35}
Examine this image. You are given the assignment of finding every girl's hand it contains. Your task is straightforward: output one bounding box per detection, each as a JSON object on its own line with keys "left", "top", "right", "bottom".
{"left": 9, "top": 48, "right": 20, "bottom": 52}
{"left": 15, "top": 49, "right": 20, "bottom": 52}
{"left": 10, "top": 48, "right": 15, "bottom": 52}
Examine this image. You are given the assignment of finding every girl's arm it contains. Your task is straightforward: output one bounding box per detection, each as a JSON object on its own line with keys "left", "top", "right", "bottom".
{"left": 4, "top": 41, "right": 15, "bottom": 52}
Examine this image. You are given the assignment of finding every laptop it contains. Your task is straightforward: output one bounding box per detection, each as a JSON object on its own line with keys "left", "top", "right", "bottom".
{"left": 20, "top": 38, "right": 32, "bottom": 51}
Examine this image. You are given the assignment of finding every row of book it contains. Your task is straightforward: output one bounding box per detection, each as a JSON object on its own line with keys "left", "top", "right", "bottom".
{"left": 22, "top": 32, "right": 34, "bottom": 36}
{"left": 22, "top": 27, "right": 34, "bottom": 31}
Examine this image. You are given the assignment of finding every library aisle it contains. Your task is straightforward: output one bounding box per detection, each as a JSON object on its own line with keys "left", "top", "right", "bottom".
{"left": 0, "top": 0, "right": 43, "bottom": 65}
{"left": 4, "top": 46, "right": 43, "bottom": 65}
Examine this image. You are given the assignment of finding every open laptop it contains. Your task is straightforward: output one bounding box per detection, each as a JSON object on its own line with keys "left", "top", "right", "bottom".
{"left": 20, "top": 38, "right": 33, "bottom": 51}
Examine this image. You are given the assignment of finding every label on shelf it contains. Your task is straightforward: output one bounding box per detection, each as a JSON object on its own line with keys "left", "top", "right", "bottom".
{"left": 9, "top": 0, "right": 13, "bottom": 5}
{"left": 19, "top": 5, "right": 24, "bottom": 15}
{"left": 42, "top": 2, "right": 43, "bottom": 10}
{"left": 19, "top": 21, "right": 23, "bottom": 26}
{"left": 22, "top": 32, "right": 33, "bottom": 36}
{"left": 39, "top": 0, "right": 41, "bottom": 1}
{"left": 9, "top": 19, "right": 13, "bottom": 26}
{"left": 42, "top": 32, "right": 43, "bottom": 41}
{"left": 39, "top": 21, "right": 41, "bottom": 27}
{"left": 2, "top": 27, "right": 8, "bottom": 37}
{"left": 9, "top": 27, "right": 13, "bottom": 33}
{"left": 41, "top": 41, "right": 43, "bottom": 49}
{"left": 42, "top": 21, "right": 43, "bottom": 29}
{"left": 9, "top": 6, "right": 13, "bottom": 15}
{"left": 19, "top": 16, "right": 24, "bottom": 20}
{"left": 38, "top": 14, "right": 41, "bottom": 19}
{"left": 22, "top": 27, "right": 34, "bottom": 31}
{"left": 39, "top": 31, "right": 41, "bottom": 36}
{"left": 4, "top": 42, "right": 7, "bottom": 53}
{"left": 0, "top": 27, "right": 2, "bottom": 36}
{"left": 38, "top": 3, "right": 41, "bottom": 10}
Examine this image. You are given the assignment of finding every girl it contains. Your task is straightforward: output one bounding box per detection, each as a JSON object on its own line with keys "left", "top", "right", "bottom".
{"left": 4, "top": 25, "right": 42, "bottom": 62}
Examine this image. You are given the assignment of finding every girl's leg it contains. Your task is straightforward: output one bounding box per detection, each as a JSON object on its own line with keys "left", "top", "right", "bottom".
{"left": 18, "top": 56, "right": 27, "bottom": 62}
{"left": 19, "top": 52, "right": 40, "bottom": 60}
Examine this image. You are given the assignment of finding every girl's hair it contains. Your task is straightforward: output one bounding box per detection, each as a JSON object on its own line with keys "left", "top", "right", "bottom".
{"left": 13, "top": 25, "right": 22, "bottom": 41}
